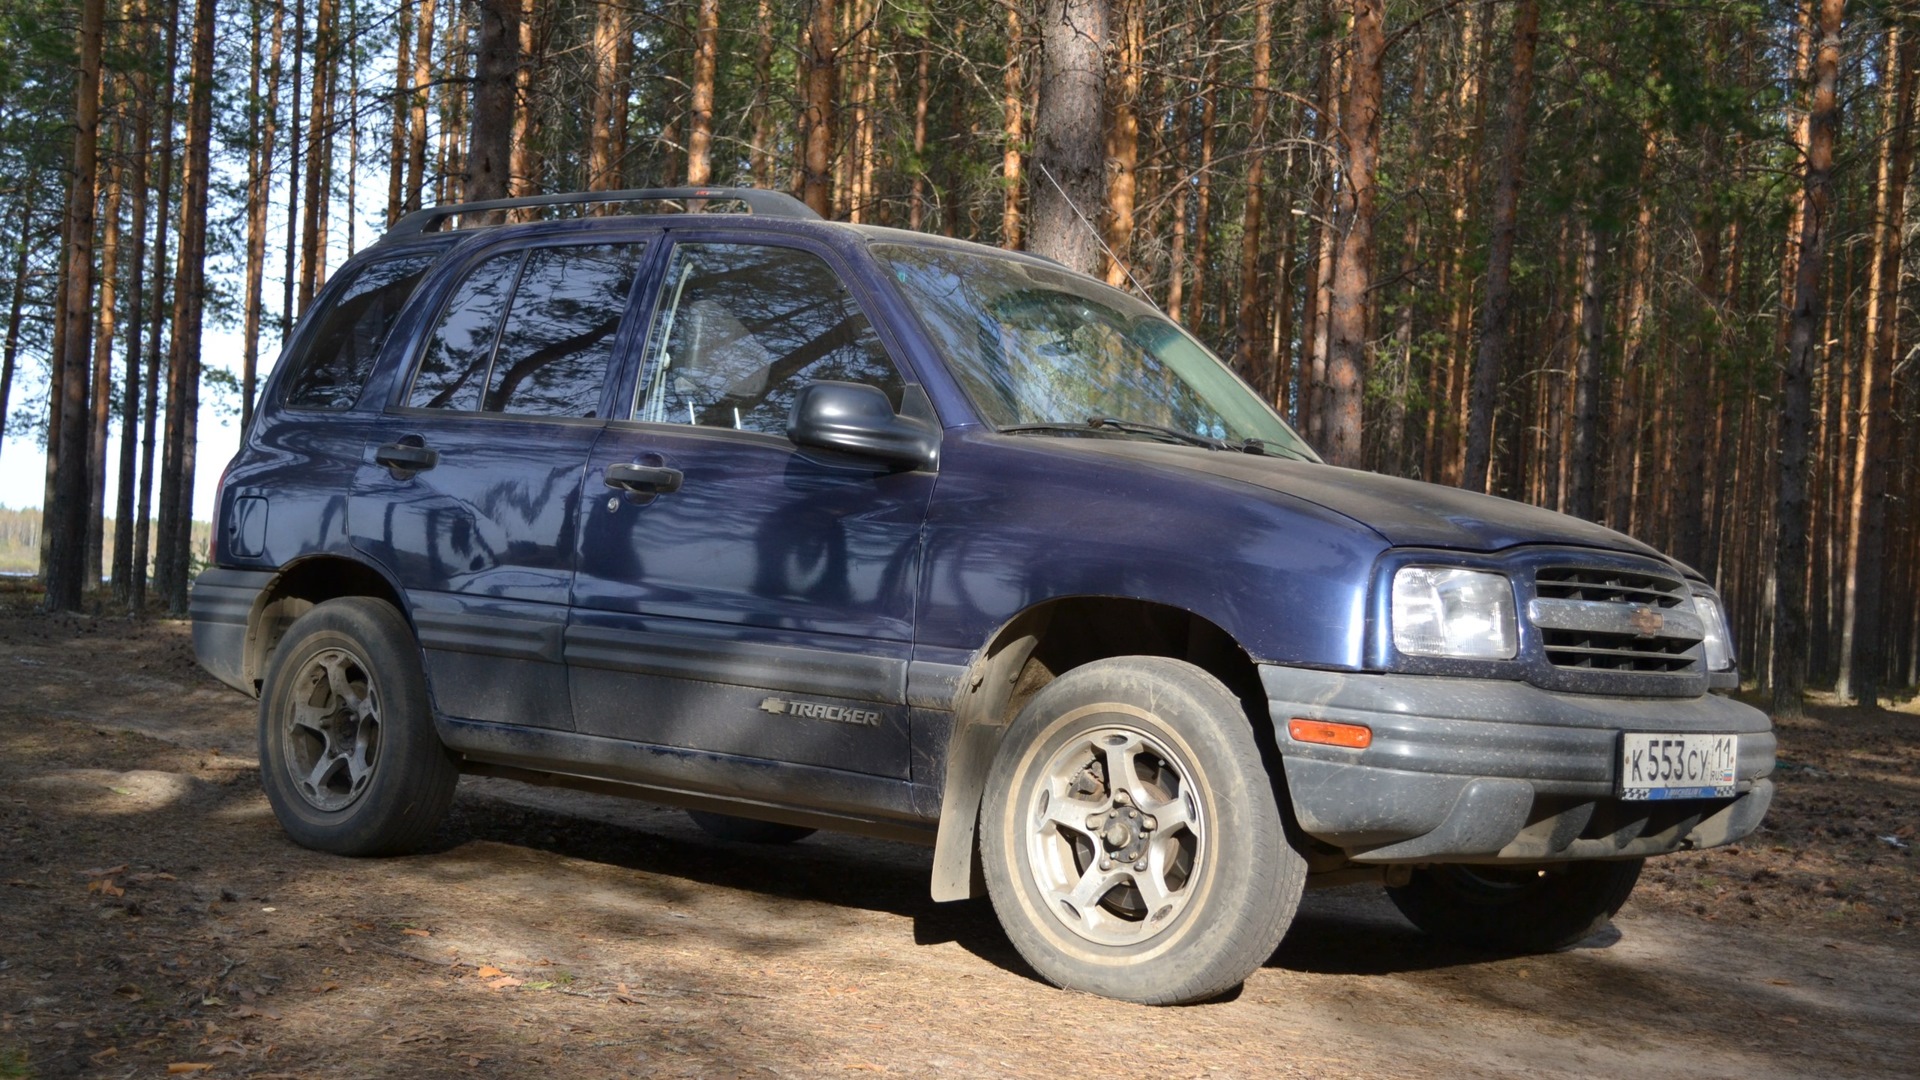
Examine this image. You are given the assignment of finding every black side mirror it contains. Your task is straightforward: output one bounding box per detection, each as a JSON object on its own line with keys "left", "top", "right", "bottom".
{"left": 786, "top": 381, "right": 939, "bottom": 470}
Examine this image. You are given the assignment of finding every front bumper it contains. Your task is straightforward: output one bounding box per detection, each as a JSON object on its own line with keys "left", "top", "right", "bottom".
{"left": 1262, "top": 665, "right": 1775, "bottom": 865}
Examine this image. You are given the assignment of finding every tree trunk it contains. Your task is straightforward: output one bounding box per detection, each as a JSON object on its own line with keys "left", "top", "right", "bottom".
{"left": 799, "top": 0, "right": 838, "bottom": 217}
{"left": 113, "top": 3, "right": 153, "bottom": 605}
{"left": 155, "top": 0, "right": 217, "bottom": 616}
{"left": 1104, "top": 0, "right": 1141, "bottom": 288}
{"left": 912, "top": 39, "right": 931, "bottom": 230}
{"left": 1002, "top": 5, "right": 1024, "bottom": 248}
{"left": 135, "top": 0, "right": 180, "bottom": 613}
{"left": 298, "top": 0, "right": 333, "bottom": 313}
{"left": 387, "top": 0, "right": 409, "bottom": 224}
{"left": 1568, "top": 222, "right": 1605, "bottom": 522}
{"left": 243, "top": 0, "right": 281, "bottom": 431}
{"left": 1188, "top": 41, "right": 1217, "bottom": 329}
{"left": 43, "top": 0, "right": 107, "bottom": 612}
{"left": 751, "top": 0, "right": 775, "bottom": 187}
{"left": 465, "top": 0, "right": 518, "bottom": 206}
{"left": 1773, "top": 0, "right": 1847, "bottom": 719}
{"left": 1321, "top": 0, "right": 1385, "bottom": 468}
{"left": 509, "top": 0, "right": 542, "bottom": 209}
{"left": 686, "top": 0, "right": 719, "bottom": 185}
{"left": 406, "top": 0, "right": 435, "bottom": 211}
{"left": 88, "top": 119, "right": 124, "bottom": 591}
{"left": 1462, "top": 0, "right": 1540, "bottom": 492}
{"left": 0, "top": 200, "right": 33, "bottom": 468}
{"left": 1027, "top": 0, "right": 1107, "bottom": 273}
{"left": 1233, "top": 2, "right": 1272, "bottom": 375}
{"left": 1837, "top": 24, "right": 1915, "bottom": 705}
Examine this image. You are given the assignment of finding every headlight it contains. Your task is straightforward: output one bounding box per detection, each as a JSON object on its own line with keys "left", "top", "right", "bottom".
{"left": 1692, "top": 592, "right": 1733, "bottom": 671}
{"left": 1391, "top": 567, "right": 1517, "bottom": 660}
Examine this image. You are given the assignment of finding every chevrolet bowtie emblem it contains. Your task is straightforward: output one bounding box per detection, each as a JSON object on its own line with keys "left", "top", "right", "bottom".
{"left": 1630, "top": 607, "right": 1665, "bottom": 637}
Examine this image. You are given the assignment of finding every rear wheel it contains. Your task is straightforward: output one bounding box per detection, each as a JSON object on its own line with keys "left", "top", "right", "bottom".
{"left": 980, "top": 657, "right": 1305, "bottom": 1005}
{"left": 258, "top": 597, "right": 458, "bottom": 856}
{"left": 1386, "top": 859, "right": 1644, "bottom": 952}
{"left": 686, "top": 810, "right": 816, "bottom": 845}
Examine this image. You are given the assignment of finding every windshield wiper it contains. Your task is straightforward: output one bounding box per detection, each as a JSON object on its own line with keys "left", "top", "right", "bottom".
{"left": 1000, "top": 417, "right": 1227, "bottom": 450}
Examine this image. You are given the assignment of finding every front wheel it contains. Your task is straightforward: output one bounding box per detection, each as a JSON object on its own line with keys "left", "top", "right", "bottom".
{"left": 258, "top": 597, "right": 459, "bottom": 856}
{"left": 1386, "top": 859, "right": 1644, "bottom": 952}
{"left": 980, "top": 657, "right": 1305, "bottom": 1005}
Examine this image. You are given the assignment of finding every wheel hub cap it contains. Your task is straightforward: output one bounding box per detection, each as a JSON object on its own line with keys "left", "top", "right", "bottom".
{"left": 1026, "top": 723, "right": 1205, "bottom": 947}
{"left": 282, "top": 647, "right": 383, "bottom": 813}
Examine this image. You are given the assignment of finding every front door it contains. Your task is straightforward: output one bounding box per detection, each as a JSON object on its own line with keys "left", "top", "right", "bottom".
{"left": 569, "top": 239, "right": 934, "bottom": 779}
{"left": 351, "top": 237, "right": 653, "bottom": 729}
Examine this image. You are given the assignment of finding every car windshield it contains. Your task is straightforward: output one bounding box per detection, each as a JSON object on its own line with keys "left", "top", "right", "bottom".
{"left": 875, "top": 242, "right": 1315, "bottom": 460}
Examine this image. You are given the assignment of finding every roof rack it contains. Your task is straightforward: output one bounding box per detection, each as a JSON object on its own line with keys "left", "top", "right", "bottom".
{"left": 385, "top": 187, "right": 822, "bottom": 237}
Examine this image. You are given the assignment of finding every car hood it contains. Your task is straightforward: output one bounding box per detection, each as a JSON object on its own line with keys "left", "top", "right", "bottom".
{"left": 1054, "top": 439, "right": 1667, "bottom": 558}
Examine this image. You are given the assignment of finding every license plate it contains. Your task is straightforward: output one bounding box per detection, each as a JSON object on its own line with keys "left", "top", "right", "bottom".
{"left": 1619, "top": 733, "right": 1738, "bottom": 800}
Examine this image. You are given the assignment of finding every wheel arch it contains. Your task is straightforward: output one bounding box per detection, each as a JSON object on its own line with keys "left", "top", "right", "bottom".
{"left": 928, "top": 595, "right": 1277, "bottom": 901}
{"left": 242, "top": 555, "right": 412, "bottom": 694}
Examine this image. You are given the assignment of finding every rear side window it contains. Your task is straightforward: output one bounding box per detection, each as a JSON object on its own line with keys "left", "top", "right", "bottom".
{"left": 408, "top": 242, "right": 646, "bottom": 418}
{"left": 281, "top": 252, "right": 438, "bottom": 409}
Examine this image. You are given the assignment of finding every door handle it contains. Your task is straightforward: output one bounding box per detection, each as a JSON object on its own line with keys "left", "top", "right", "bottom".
{"left": 374, "top": 440, "right": 438, "bottom": 475}
{"left": 604, "top": 462, "right": 683, "bottom": 494}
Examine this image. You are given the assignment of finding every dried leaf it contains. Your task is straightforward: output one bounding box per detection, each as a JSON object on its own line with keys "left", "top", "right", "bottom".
{"left": 312, "top": 982, "right": 340, "bottom": 994}
{"left": 474, "top": 966, "right": 506, "bottom": 979}
{"left": 166, "top": 1064, "right": 213, "bottom": 1074}
{"left": 485, "top": 976, "right": 523, "bottom": 990}
{"left": 401, "top": 928, "right": 431, "bottom": 938}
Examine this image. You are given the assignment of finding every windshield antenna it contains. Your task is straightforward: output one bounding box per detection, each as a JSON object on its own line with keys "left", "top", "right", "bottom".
{"left": 1033, "top": 161, "right": 1154, "bottom": 303}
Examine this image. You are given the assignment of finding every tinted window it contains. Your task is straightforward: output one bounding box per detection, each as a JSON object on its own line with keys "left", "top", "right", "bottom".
{"left": 410, "top": 251, "right": 521, "bottom": 410}
{"left": 635, "top": 244, "right": 901, "bottom": 433}
{"left": 485, "top": 244, "right": 645, "bottom": 416}
{"left": 282, "top": 252, "right": 438, "bottom": 409}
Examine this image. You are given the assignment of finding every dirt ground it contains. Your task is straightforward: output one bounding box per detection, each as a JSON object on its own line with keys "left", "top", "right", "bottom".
{"left": 1, "top": 592, "right": 1915, "bottom": 1079}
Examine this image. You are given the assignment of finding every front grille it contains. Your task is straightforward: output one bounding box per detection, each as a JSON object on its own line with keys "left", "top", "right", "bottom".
{"left": 1529, "top": 565, "right": 1702, "bottom": 676}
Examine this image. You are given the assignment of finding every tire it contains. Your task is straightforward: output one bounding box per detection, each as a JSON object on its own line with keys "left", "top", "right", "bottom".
{"left": 258, "top": 596, "right": 459, "bottom": 856}
{"left": 980, "top": 656, "right": 1305, "bottom": 1005}
{"left": 1386, "top": 858, "right": 1645, "bottom": 952}
{"left": 687, "top": 810, "right": 816, "bottom": 845}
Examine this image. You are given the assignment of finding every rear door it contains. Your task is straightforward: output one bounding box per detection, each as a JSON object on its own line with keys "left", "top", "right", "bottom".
{"left": 568, "top": 236, "right": 935, "bottom": 778}
{"left": 350, "top": 233, "right": 656, "bottom": 729}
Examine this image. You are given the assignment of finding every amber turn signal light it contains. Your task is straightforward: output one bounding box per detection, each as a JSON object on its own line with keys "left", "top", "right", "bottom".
{"left": 1287, "top": 718, "right": 1373, "bottom": 749}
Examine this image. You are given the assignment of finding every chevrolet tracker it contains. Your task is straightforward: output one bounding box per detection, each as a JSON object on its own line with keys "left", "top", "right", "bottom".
{"left": 192, "top": 187, "right": 1775, "bottom": 1005}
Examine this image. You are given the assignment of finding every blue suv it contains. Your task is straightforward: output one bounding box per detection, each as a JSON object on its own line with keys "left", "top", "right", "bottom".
{"left": 192, "top": 188, "right": 1774, "bottom": 1005}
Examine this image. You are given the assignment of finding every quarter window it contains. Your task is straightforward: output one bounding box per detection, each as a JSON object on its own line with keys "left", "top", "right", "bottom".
{"left": 634, "top": 243, "right": 902, "bottom": 433}
{"left": 282, "top": 251, "right": 438, "bottom": 409}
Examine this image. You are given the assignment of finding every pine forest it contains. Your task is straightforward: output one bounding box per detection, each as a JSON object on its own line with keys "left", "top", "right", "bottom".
{"left": 0, "top": 0, "right": 1916, "bottom": 717}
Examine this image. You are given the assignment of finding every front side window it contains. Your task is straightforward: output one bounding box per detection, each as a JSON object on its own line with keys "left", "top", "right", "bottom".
{"left": 407, "top": 242, "right": 646, "bottom": 417}
{"left": 282, "top": 251, "right": 439, "bottom": 409}
{"left": 634, "top": 243, "right": 903, "bottom": 433}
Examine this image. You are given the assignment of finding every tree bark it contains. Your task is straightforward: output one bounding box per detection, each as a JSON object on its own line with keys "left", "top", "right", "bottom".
{"left": 1568, "top": 222, "right": 1605, "bottom": 522}
{"left": 298, "top": 0, "right": 333, "bottom": 313}
{"left": 44, "top": 0, "right": 107, "bottom": 611}
{"left": 155, "top": 0, "right": 217, "bottom": 615}
{"left": 1028, "top": 0, "right": 1107, "bottom": 274}
{"left": 1773, "top": 0, "right": 1847, "bottom": 718}
{"left": 1837, "top": 24, "right": 1915, "bottom": 705}
{"left": 1104, "top": 0, "right": 1142, "bottom": 288}
{"left": 87, "top": 118, "right": 124, "bottom": 590}
{"left": 113, "top": 3, "right": 153, "bottom": 605}
{"left": 799, "top": 0, "right": 838, "bottom": 217}
{"left": 405, "top": 0, "right": 435, "bottom": 211}
{"left": 1321, "top": 0, "right": 1385, "bottom": 469}
{"left": 1002, "top": 5, "right": 1024, "bottom": 248}
{"left": 1233, "top": 2, "right": 1272, "bottom": 376}
{"left": 1462, "top": 0, "right": 1539, "bottom": 492}
{"left": 465, "top": 0, "right": 519, "bottom": 206}
{"left": 243, "top": 0, "right": 281, "bottom": 431}
{"left": 135, "top": 0, "right": 180, "bottom": 613}
{"left": 686, "top": 0, "right": 719, "bottom": 186}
